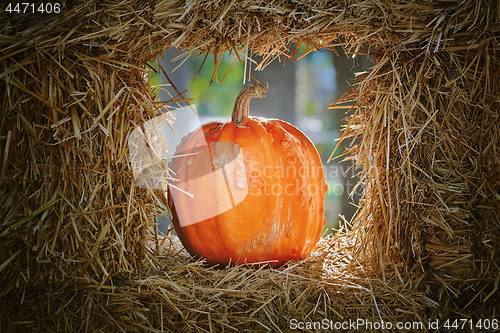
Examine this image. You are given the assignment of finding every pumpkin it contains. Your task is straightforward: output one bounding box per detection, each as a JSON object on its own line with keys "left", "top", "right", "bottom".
{"left": 167, "top": 77, "right": 327, "bottom": 267}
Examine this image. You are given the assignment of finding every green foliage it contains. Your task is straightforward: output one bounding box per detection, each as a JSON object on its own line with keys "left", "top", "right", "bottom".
{"left": 304, "top": 100, "right": 317, "bottom": 116}
{"left": 145, "top": 60, "right": 163, "bottom": 97}
{"left": 188, "top": 52, "right": 244, "bottom": 116}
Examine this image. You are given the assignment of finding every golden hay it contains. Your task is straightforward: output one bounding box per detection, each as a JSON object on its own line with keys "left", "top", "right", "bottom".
{"left": 1, "top": 0, "right": 499, "bottom": 331}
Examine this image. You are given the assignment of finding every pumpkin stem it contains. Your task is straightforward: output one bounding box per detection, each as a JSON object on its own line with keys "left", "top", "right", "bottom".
{"left": 231, "top": 75, "right": 268, "bottom": 124}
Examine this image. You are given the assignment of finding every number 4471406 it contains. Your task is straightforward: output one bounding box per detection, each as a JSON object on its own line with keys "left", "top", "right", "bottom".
{"left": 443, "top": 318, "right": 498, "bottom": 330}
{"left": 5, "top": 3, "right": 61, "bottom": 14}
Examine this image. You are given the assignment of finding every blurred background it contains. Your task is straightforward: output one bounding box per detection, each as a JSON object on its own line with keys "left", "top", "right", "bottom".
{"left": 149, "top": 46, "right": 373, "bottom": 234}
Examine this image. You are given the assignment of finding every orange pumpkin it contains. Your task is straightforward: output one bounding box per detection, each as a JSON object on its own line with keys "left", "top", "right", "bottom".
{"left": 167, "top": 78, "right": 327, "bottom": 267}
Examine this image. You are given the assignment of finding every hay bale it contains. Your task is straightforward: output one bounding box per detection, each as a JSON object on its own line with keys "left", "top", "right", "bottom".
{"left": 0, "top": 0, "right": 499, "bottom": 331}
{"left": 336, "top": 0, "right": 500, "bottom": 308}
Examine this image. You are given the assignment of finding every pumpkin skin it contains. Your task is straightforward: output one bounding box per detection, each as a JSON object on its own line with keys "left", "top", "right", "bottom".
{"left": 167, "top": 80, "right": 327, "bottom": 267}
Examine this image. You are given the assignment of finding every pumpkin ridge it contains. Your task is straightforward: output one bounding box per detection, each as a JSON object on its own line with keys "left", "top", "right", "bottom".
{"left": 278, "top": 120, "right": 327, "bottom": 256}
{"left": 273, "top": 120, "right": 309, "bottom": 259}
{"left": 209, "top": 122, "right": 243, "bottom": 264}
{"left": 264, "top": 120, "right": 292, "bottom": 261}
{"left": 206, "top": 124, "right": 237, "bottom": 265}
